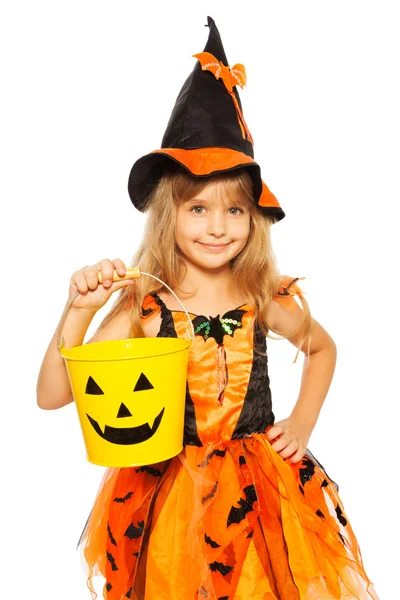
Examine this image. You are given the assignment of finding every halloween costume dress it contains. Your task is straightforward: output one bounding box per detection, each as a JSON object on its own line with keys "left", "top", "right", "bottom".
{"left": 77, "top": 276, "right": 379, "bottom": 600}
{"left": 77, "top": 15, "right": 379, "bottom": 600}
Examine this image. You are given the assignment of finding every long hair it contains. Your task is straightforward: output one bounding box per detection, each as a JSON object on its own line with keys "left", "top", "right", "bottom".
{"left": 95, "top": 167, "right": 312, "bottom": 363}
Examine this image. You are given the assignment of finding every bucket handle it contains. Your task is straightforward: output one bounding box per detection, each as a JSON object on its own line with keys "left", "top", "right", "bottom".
{"left": 57, "top": 266, "right": 195, "bottom": 350}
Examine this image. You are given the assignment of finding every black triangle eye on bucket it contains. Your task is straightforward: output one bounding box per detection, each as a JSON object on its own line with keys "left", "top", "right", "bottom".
{"left": 56, "top": 267, "right": 195, "bottom": 468}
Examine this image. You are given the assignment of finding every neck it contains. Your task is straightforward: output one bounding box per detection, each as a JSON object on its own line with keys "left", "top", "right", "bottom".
{"left": 175, "top": 260, "right": 241, "bottom": 302}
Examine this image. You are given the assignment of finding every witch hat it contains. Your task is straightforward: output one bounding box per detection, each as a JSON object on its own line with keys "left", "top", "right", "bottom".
{"left": 127, "top": 16, "right": 285, "bottom": 222}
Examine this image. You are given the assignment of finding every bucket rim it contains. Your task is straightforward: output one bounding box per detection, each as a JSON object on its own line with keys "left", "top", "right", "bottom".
{"left": 60, "top": 337, "right": 192, "bottom": 362}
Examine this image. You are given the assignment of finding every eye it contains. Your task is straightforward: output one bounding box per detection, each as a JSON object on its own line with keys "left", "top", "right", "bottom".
{"left": 189, "top": 206, "right": 244, "bottom": 215}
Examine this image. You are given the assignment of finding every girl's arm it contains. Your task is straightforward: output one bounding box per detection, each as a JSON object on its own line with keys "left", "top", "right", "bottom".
{"left": 266, "top": 293, "right": 337, "bottom": 463}
{"left": 268, "top": 296, "right": 337, "bottom": 432}
{"left": 36, "top": 305, "right": 131, "bottom": 410}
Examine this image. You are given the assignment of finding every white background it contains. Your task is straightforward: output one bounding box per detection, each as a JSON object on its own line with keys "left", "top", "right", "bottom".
{"left": 1, "top": 1, "right": 398, "bottom": 598}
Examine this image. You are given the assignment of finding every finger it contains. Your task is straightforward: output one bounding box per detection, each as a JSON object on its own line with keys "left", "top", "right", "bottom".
{"left": 289, "top": 450, "right": 305, "bottom": 465}
{"left": 72, "top": 272, "right": 89, "bottom": 294}
{"left": 271, "top": 434, "right": 291, "bottom": 454}
{"left": 70, "top": 266, "right": 89, "bottom": 288}
{"left": 83, "top": 266, "right": 100, "bottom": 290}
{"left": 97, "top": 259, "right": 115, "bottom": 287}
{"left": 280, "top": 440, "right": 299, "bottom": 460}
{"left": 266, "top": 425, "right": 283, "bottom": 440}
{"left": 112, "top": 258, "right": 127, "bottom": 277}
{"left": 108, "top": 279, "right": 136, "bottom": 294}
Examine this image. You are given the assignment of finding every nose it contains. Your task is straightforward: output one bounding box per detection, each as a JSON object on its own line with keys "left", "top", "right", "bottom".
{"left": 207, "top": 210, "right": 227, "bottom": 237}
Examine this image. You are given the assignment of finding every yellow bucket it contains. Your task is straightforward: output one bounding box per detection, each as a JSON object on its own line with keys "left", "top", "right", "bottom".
{"left": 57, "top": 267, "right": 194, "bottom": 467}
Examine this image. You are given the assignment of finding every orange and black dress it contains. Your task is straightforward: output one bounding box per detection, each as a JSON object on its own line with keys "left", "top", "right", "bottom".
{"left": 77, "top": 277, "right": 379, "bottom": 600}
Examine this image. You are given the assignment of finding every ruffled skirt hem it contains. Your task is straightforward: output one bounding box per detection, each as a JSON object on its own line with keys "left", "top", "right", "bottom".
{"left": 77, "top": 431, "right": 379, "bottom": 600}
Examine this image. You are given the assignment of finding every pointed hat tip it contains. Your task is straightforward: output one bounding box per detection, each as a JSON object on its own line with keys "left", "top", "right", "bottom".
{"left": 206, "top": 16, "right": 215, "bottom": 28}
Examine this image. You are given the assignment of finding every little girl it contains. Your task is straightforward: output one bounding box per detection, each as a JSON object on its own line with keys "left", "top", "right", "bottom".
{"left": 37, "top": 15, "right": 380, "bottom": 600}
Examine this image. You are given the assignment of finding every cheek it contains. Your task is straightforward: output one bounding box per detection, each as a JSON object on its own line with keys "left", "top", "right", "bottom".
{"left": 231, "top": 218, "right": 250, "bottom": 239}
{"left": 176, "top": 214, "right": 204, "bottom": 240}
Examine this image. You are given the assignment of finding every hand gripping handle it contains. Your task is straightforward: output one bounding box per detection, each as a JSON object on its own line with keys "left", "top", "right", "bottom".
{"left": 57, "top": 266, "right": 195, "bottom": 350}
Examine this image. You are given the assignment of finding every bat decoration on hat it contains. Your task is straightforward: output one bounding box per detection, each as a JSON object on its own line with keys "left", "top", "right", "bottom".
{"left": 192, "top": 51, "right": 247, "bottom": 91}
{"left": 193, "top": 51, "right": 254, "bottom": 145}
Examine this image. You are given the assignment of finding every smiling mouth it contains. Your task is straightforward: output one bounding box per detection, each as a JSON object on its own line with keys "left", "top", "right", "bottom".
{"left": 199, "top": 242, "right": 231, "bottom": 248}
{"left": 86, "top": 407, "right": 165, "bottom": 445}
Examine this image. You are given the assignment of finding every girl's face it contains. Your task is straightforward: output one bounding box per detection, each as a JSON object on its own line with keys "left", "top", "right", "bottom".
{"left": 175, "top": 179, "right": 251, "bottom": 270}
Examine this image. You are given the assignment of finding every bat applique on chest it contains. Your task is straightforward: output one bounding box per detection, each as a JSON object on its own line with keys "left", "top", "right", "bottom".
{"left": 191, "top": 308, "right": 247, "bottom": 345}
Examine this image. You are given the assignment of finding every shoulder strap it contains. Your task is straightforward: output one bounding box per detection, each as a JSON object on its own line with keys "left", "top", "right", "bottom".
{"left": 124, "top": 293, "right": 161, "bottom": 318}
{"left": 273, "top": 276, "right": 306, "bottom": 312}
{"left": 141, "top": 293, "right": 161, "bottom": 319}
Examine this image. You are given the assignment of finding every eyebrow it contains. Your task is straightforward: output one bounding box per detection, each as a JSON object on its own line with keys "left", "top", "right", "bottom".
{"left": 185, "top": 197, "right": 209, "bottom": 203}
{"left": 185, "top": 197, "right": 246, "bottom": 205}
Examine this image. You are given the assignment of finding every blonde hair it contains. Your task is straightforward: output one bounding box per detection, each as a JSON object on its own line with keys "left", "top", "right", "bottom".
{"left": 96, "top": 167, "right": 312, "bottom": 362}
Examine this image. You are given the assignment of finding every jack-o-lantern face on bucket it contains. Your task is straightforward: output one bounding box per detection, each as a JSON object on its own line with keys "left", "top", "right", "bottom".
{"left": 85, "top": 372, "right": 165, "bottom": 445}
{"left": 64, "top": 340, "right": 190, "bottom": 467}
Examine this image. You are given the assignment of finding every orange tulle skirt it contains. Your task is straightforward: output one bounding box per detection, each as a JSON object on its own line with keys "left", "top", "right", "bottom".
{"left": 78, "top": 431, "right": 379, "bottom": 599}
